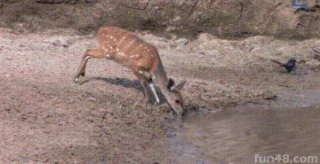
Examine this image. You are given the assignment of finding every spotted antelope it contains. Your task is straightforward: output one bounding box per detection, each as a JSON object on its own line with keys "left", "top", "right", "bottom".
{"left": 74, "top": 26, "right": 186, "bottom": 116}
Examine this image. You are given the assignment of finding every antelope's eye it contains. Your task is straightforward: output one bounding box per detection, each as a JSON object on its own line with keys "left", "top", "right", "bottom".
{"left": 175, "top": 100, "right": 181, "bottom": 104}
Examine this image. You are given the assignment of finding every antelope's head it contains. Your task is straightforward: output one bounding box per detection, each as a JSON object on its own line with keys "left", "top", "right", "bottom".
{"left": 166, "top": 78, "right": 186, "bottom": 116}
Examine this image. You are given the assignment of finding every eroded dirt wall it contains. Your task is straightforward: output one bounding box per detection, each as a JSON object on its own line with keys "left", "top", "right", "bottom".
{"left": 0, "top": 0, "right": 319, "bottom": 39}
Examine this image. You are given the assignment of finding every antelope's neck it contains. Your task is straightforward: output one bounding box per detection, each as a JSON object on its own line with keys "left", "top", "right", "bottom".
{"left": 153, "top": 60, "right": 170, "bottom": 94}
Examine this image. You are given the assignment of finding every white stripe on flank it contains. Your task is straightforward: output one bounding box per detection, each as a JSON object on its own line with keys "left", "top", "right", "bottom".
{"left": 131, "top": 42, "right": 144, "bottom": 53}
{"left": 117, "top": 33, "right": 129, "bottom": 46}
{"left": 122, "top": 38, "right": 137, "bottom": 51}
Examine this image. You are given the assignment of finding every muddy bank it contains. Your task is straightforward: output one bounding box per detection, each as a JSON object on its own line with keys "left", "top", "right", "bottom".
{"left": 0, "top": 28, "right": 320, "bottom": 163}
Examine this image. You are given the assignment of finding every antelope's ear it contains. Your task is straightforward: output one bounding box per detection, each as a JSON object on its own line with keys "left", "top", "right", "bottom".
{"left": 174, "top": 80, "right": 186, "bottom": 91}
{"left": 167, "top": 78, "right": 175, "bottom": 90}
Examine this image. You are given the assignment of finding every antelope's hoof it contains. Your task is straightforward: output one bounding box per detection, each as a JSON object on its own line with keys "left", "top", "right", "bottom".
{"left": 154, "top": 101, "right": 161, "bottom": 105}
{"left": 145, "top": 99, "right": 153, "bottom": 104}
{"left": 73, "top": 77, "right": 80, "bottom": 83}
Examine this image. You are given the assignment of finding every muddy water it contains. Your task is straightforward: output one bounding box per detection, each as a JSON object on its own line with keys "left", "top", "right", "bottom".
{"left": 176, "top": 106, "right": 320, "bottom": 163}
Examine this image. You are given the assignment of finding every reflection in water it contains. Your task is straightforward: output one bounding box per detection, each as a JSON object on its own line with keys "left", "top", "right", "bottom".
{"left": 183, "top": 107, "right": 320, "bottom": 163}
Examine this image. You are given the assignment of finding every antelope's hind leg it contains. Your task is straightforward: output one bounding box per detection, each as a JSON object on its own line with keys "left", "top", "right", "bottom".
{"left": 74, "top": 48, "right": 107, "bottom": 82}
{"left": 74, "top": 55, "right": 91, "bottom": 82}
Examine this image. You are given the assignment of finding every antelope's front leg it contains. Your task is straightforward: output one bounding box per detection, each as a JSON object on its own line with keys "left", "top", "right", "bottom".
{"left": 132, "top": 70, "right": 156, "bottom": 103}
{"left": 141, "top": 71, "right": 160, "bottom": 103}
{"left": 140, "top": 80, "right": 151, "bottom": 101}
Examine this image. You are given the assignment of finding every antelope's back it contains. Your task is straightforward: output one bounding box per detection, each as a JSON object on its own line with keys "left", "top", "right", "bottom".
{"left": 97, "top": 26, "right": 159, "bottom": 71}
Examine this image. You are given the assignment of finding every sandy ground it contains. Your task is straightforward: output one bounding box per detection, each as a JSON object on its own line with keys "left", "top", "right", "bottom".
{"left": 0, "top": 27, "right": 320, "bottom": 163}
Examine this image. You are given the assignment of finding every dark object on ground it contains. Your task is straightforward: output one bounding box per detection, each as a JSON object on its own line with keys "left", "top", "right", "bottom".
{"left": 140, "top": 19, "right": 159, "bottom": 31}
{"left": 271, "top": 58, "right": 297, "bottom": 73}
{"left": 314, "top": 54, "right": 320, "bottom": 61}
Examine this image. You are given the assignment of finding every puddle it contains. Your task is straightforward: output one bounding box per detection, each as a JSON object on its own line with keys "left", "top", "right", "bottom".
{"left": 177, "top": 106, "right": 320, "bottom": 163}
